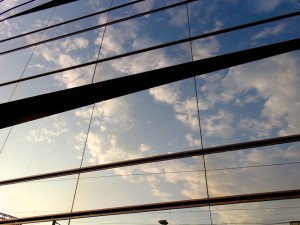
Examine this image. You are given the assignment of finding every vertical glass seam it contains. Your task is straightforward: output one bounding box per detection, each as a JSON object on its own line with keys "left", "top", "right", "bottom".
{"left": 68, "top": 1, "right": 114, "bottom": 223}
{"left": 185, "top": 2, "right": 213, "bottom": 225}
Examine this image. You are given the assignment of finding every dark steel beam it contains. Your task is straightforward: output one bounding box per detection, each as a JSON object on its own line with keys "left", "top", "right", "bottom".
{"left": 0, "top": 133, "right": 299, "bottom": 186}
{"left": 0, "top": 189, "right": 300, "bottom": 225}
{"left": 0, "top": 38, "right": 299, "bottom": 130}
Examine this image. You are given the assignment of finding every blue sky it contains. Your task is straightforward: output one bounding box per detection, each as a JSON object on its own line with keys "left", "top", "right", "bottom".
{"left": 0, "top": 0, "right": 300, "bottom": 225}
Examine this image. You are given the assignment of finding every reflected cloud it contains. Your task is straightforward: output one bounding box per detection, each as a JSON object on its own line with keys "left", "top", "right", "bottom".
{"left": 197, "top": 52, "right": 300, "bottom": 141}
{"left": 251, "top": 0, "right": 288, "bottom": 12}
{"left": 61, "top": 37, "right": 89, "bottom": 52}
{"left": 192, "top": 36, "right": 220, "bottom": 60}
{"left": 252, "top": 22, "right": 287, "bottom": 41}
{"left": 223, "top": 52, "right": 300, "bottom": 137}
{"left": 206, "top": 142, "right": 300, "bottom": 196}
{"left": 139, "top": 143, "right": 151, "bottom": 152}
{"left": 25, "top": 116, "right": 68, "bottom": 143}
{"left": 150, "top": 84, "right": 181, "bottom": 105}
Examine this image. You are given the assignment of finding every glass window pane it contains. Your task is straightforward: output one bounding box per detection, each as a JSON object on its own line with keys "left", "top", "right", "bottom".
{"left": 0, "top": 176, "right": 77, "bottom": 217}
{"left": 211, "top": 199, "right": 300, "bottom": 225}
{"left": 196, "top": 51, "right": 300, "bottom": 147}
{"left": 206, "top": 142, "right": 300, "bottom": 196}
{"left": 0, "top": 107, "right": 93, "bottom": 179}
{"left": 73, "top": 159, "right": 206, "bottom": 210}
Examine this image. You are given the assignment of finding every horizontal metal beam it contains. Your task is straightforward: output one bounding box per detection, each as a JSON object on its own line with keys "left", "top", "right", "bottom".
{"left": 0, "top": 38, "right": 299, "bottom": 130}
{"left": 1, "top": 189, "right": 300, "bottom": 225}
{"left": 1, "top": 133, "right": 299, "bottom": 186}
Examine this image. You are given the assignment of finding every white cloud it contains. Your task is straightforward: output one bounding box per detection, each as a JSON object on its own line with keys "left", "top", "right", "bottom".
{"left": 132, "top": 1, "right": 155, "bottom": 14}
{"left": 202, "top": 110, "right": 234, "bottom": 138}
{"left": 149, "top": 84, "right": 181, "bottom": 105}
{"left": 32, "top": 36, "right": 93, "bottom": 88}
{"left": 61, "top": 37, "right": 89, "bottom": 52}
{"left": 55, "top": 65, "right": 94, "bottom": 88}
{"left": 175, "top": 97, "right": 199, "bottom": 131}
{"left": 95, "top": 22, "right": 188, "bottom": 80}
{"left": 185, "top": 133, "right": 201, "bottom": 147}
{"left": 75, "top": 97, "right": 135, "bottom": 164}
{"left": 146, "top": 175, "right": 172, "bottom": 200}
{"left": 0, "top": 0, "right": 18, "bottom": 11}
{"left": 74, "top": 96, "right": 207, "bottom": 201}
{"left": 74, "top": 131, "right": 87, "bottom": 151}
{"left": 139, "top": 143, "right": 151, "bottom": 152}
{"left": 161, "top": 159, "right": 207, "bottom": 198}
{"left": 167, "top": 7, "right": 187, "bottom": 27}
{"left": 222, "top": 52, "right": 300, "bottom": 137}
{"left": 96, "top": 20, "right": 140, "bottom": 57}
{"left": 92, "top": 98, "right": 133, "bottom": 130}
{"left": 108, "top": 38, "right": 183, "bottom": 77}
{"left": 98, "top": 12, "right": 109, "bottom": 25}
{"left": 192, "top": 36, "right": 220, "bottom": 60}
{"left": 206, "top": 142, "right": 300, "bottom": 197}
{"left": 194, "top": 52, "right": 300, "bottom": 139}
{"left": 74, "top": 107, "right": 93, "bottom": 123}
{"left": 252, "top": 0, "right": 286, "bottom": 12}
{"left": 26, "top": 118, "right": 67, "bottom": 143}
{"left": 28, "top": 64, "right": 45, "bottom": 69}
{"left": 0, "top": 21, "right": 13, "bottom": 38}
{"left": 252, "top": 23, "right": 287, "bottom": 41}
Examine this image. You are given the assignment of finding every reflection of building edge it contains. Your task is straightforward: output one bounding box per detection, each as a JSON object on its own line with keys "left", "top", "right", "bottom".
{"left": 0, "top": 0, "right": 300, "bottom": 224}
{"left": 0, "top": 212, "right": 21, "bottom": 225}
{"left": 0, "top": 213, "right": 16, "bottom": 220}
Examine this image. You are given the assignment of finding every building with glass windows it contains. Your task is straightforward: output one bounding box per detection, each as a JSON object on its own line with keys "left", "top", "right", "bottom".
{"left": 0, "top": 0, "right": 300, "bottom": 225}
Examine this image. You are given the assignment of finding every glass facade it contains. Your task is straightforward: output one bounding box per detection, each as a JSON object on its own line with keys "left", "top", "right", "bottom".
{"left": 0, "top": 0, "right": 300, "bottom": 225}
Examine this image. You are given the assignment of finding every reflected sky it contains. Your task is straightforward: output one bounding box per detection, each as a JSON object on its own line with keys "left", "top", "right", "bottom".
{"left": 0, "top": 0, "right": 300, "bottom": 224}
